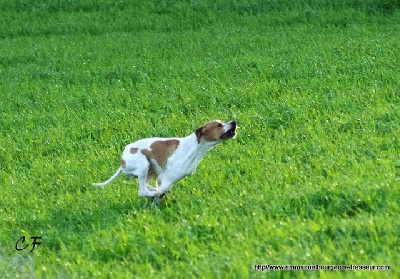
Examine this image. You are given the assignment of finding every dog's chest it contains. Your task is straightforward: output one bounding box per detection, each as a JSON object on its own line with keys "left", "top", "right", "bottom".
{"left": 165, "top": 138, "right": 204, "bottom": 177}
{"left": 168, "top": 146, "right": 199, "bottom": 173}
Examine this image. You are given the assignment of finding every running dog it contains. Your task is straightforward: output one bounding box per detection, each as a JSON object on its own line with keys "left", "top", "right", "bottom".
{"left": 93, "top": 120, "right": 237, "bottom": 197}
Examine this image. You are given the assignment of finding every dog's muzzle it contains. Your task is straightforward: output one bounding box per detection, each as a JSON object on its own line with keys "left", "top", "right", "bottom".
{"left": 220, "top": 121, "right": 237, "bottom": 140}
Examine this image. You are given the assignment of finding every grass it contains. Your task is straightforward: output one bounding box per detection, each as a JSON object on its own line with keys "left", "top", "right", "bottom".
{"left": 1, "top": 0, "right": 399, "bottom": 277}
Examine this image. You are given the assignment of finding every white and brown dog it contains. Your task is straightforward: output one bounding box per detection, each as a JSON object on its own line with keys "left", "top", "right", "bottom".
{"left": 93, "top": 120, "right": 237, "bottom": 197}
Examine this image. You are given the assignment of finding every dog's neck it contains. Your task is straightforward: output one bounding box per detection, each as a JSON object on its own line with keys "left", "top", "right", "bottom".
{"left": 180, "top": 133, "right": 219, "bottom": 161}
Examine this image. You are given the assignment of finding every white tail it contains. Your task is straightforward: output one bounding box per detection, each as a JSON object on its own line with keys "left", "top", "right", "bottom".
{"left": 92, "top": 168, "right": 123, "bottom": 187}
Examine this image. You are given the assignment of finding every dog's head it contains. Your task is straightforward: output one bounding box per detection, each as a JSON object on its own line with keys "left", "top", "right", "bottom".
{"left": 195, "top": 120, "right": 237, "bottom": 144}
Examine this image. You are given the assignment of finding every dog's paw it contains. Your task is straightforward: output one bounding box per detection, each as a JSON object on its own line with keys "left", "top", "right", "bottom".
{"left": 138, "top": 189, "right": 159, "bottom": 197}
{"left": 157, "top": 191, "right": 170, "bottom": 199}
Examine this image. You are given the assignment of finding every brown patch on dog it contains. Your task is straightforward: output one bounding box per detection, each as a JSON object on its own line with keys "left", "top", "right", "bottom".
{"left": 130, "top": 147, "right": 138, "bottom": 154}
{"left": 146, "top": 161, "right": 157, "bottom": 181}
{"left": 141, "top": 139, "right": 179, "bottom": 169}
{"left": 199, "top": 120, "right": 225, "bottom": 142}
{"left": 121, "top": 159, "right": 127, "bottom": 168}
{"left": 195, "top": 127, "right": 203, "bottom": 143}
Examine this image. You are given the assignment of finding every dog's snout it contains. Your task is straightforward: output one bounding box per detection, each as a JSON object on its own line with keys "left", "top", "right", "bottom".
{"left": 229, "top": 120, "right": 237, "bottom": 130}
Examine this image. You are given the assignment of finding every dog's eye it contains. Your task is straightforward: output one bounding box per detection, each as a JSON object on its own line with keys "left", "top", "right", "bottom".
{"left": 218, "top": 123, "right": 223, "bottom": 127}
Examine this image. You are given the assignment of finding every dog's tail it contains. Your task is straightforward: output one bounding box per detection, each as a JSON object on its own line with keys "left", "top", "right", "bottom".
{"left": 92, "top": 168, "right": 123, "bottom": 187}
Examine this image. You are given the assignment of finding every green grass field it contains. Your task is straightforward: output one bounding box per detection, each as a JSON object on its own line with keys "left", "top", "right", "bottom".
{"left": 1, "top": 0, "right": 399, "bottom": 277}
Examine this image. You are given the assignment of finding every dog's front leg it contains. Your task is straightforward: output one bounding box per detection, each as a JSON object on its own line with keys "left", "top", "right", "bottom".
{"left": 155, "top": 180, "right": 173, "bottom": 197}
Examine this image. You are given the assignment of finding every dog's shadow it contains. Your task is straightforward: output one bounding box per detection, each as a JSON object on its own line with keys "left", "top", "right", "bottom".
{"left": 36, "top": 185, "right": 177, "bottom": 253}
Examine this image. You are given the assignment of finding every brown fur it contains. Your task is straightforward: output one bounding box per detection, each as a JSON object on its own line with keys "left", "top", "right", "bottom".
{"left": 121, "top": 159, "right": 127, "bottom": 168}
{"left": 198, "top": 120, "right": 225, "bottom": 141}
{"left": 146, "top": 158, "right": 157, "bottom": 181}
{"left": 141, "top": 139, "right": 180, "bottom": 169}
{"left": 130, "top": 147, "right": 138, "bottom": 154}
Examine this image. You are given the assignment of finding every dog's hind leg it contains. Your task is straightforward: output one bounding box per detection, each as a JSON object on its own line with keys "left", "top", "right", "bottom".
{"left": 137, "top": 171, "right": 158, "bottom": 197}
{"left": 146, "top": 185, "right": 157, "bottom": 191}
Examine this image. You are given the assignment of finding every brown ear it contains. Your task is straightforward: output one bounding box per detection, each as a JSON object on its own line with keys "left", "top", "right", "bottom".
{"left": 195, "top": 127, "right": 203, "bottom": 143}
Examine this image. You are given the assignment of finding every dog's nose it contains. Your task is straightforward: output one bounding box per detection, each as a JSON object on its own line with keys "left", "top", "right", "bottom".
{"left": 230, "top": 120, "right": 237, "bottom": 127}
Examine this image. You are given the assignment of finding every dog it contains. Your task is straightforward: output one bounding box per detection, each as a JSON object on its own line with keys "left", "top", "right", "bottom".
{"left": 93, "top": 120, "right": 237, "bottom": 197}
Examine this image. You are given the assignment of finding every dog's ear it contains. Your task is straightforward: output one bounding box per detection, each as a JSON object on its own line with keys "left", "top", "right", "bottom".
{"left": 195, "top": 126, "right": 203, "bottom": 143}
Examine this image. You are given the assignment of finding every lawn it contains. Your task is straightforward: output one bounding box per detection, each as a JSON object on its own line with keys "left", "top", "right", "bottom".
{"left": 0, "top": 0, "right": 399, "bottom": 278}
